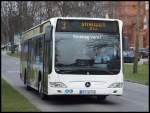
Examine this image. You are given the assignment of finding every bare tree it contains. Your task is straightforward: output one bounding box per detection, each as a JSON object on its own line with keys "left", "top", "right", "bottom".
{"left": 1, "top": 1, "right": 40, "bottom": 52}
{"left": 1, "top": 2, "right": 17, "bottom": 52}
{"left": 17, "top": 1, "right": 38, "bottom": 31}
{"left": 44, "top": 1, "right": 58, "bottom": 19}
{"left": 1, "top": 1, "right": 119, "bottom": 48}
{"left": 1, "top": 2, "right": 9, "bottom": 45}
{"left": 133, "top": 1, "right": 141, "bottom": 73}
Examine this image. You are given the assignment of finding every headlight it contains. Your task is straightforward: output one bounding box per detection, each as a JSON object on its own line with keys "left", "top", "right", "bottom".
{"left": 108, "top": 82, "right": 123, "bottom": 88}
{"left": 49, "top": 82, "right": 67, "bottom": 88}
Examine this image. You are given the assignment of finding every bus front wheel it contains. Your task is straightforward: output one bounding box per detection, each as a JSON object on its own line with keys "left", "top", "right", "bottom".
{"left": 38, "top": 81, "right": 47, "bottom": 100}
{"left": 97, "top": 95, "right": 107, "bottom": 101}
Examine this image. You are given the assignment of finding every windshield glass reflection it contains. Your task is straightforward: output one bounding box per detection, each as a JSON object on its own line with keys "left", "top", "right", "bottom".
{"left": 55, "top": 32, "right": 120, "bottom": 75}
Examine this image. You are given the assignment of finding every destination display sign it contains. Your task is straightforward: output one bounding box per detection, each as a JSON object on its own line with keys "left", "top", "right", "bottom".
{"left": 56, "top": 19, "right": 119, "bottom": 34}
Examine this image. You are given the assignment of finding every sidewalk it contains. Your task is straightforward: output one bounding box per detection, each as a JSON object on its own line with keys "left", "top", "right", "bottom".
{"left": 1, "top": 50, "right": 8, "bottom": 55}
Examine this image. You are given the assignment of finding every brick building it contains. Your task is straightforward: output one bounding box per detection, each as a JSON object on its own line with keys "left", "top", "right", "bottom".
{"left": 115, "top": 1, "right": 149, "bottom": 48}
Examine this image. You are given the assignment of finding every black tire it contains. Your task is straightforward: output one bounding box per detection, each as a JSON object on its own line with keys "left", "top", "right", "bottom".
{"left": 97, "top": 95, "right": 107, "bottom": 101}
{"left": 24, "top": 69, "right": 31, "bottom": 90}
{"left": 26, "top": 84, "right": 31, "bottom": 90}
{"left": 24, "top": 69, "right": 26, "bottom": 85}
{"left": 38, "top": 75, "right": 47, "bottom": 100}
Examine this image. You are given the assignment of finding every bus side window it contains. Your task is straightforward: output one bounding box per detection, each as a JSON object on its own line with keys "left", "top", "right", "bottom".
{"left": 38, "top": 37, "right": 44, "bottom": 63}
{"left": 32, "top": 39, "right": 36, "bottom": 64}
{"left": 45, "top": 25, "right": 52, "bottom": 41}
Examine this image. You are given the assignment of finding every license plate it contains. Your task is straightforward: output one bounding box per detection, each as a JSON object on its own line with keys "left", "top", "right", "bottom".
{"left": 79, "top": 90, "right": 96, "bottom": 95}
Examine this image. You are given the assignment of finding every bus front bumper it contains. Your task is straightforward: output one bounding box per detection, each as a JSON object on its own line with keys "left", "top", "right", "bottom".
{"left": 47, "top": 87, "right": 123, "bottom": 96}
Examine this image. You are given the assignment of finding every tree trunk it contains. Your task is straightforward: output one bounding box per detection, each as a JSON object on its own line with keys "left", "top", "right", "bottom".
{"left": 133, "top": 1, "right": 140, "bottom": 73}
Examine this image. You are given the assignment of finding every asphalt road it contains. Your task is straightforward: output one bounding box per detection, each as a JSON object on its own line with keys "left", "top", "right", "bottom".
{"left": 1, "top": 51, "right": 149, "bottom": 112}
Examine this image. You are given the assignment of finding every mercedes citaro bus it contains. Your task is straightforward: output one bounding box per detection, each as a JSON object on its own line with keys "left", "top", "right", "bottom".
{"left": 20, "top": 17, "right": 123, "bottom": 100}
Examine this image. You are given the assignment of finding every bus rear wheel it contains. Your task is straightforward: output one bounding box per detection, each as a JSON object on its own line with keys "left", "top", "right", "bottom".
{"left": 24, "top": 71, "right": 31, "bottom": 90}
{"left": 26, "top": 84, "right": 31, "bottom": 90}
{"left": 24, "top": 69, "right": 27, "bottom": 85}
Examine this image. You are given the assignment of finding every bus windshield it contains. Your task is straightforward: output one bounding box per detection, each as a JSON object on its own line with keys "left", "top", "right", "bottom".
{"left": 55, "top": 19, "right": 120, "bottom": 75}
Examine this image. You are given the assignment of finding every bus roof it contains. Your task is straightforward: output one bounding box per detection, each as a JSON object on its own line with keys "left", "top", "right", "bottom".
{"left": 22, "top": 19, "right": 51, "bottom": 34}
{"left": 51, "top": 17, "right": 120, "bottom": 21}
{"left": 21, "top": 17, "right": 122, "bottom": 42}
{"left": 23, "top": 17, "right": 121, "bottom": 34}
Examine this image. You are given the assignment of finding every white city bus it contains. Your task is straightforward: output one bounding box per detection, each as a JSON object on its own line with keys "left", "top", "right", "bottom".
{"left": 20, "top": 17, "right": 123, "bottom": 100}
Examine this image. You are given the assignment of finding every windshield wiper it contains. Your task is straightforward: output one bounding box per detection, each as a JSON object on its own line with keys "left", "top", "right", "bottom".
{"left": 55, "top": 68, "right": 116, "bottom": 75}
{"left": 55, "top": 63, "right": 76, "bottom": 67}
{"left": 55, "top": 69, "right": 83, "bottom": 74}
{"left": 96, "top": 69, "right": 114, "bottom": 75}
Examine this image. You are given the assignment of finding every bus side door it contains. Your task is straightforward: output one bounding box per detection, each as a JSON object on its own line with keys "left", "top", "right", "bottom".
{"left": 43, "top": 25, "right": 53, "bottom": 94}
